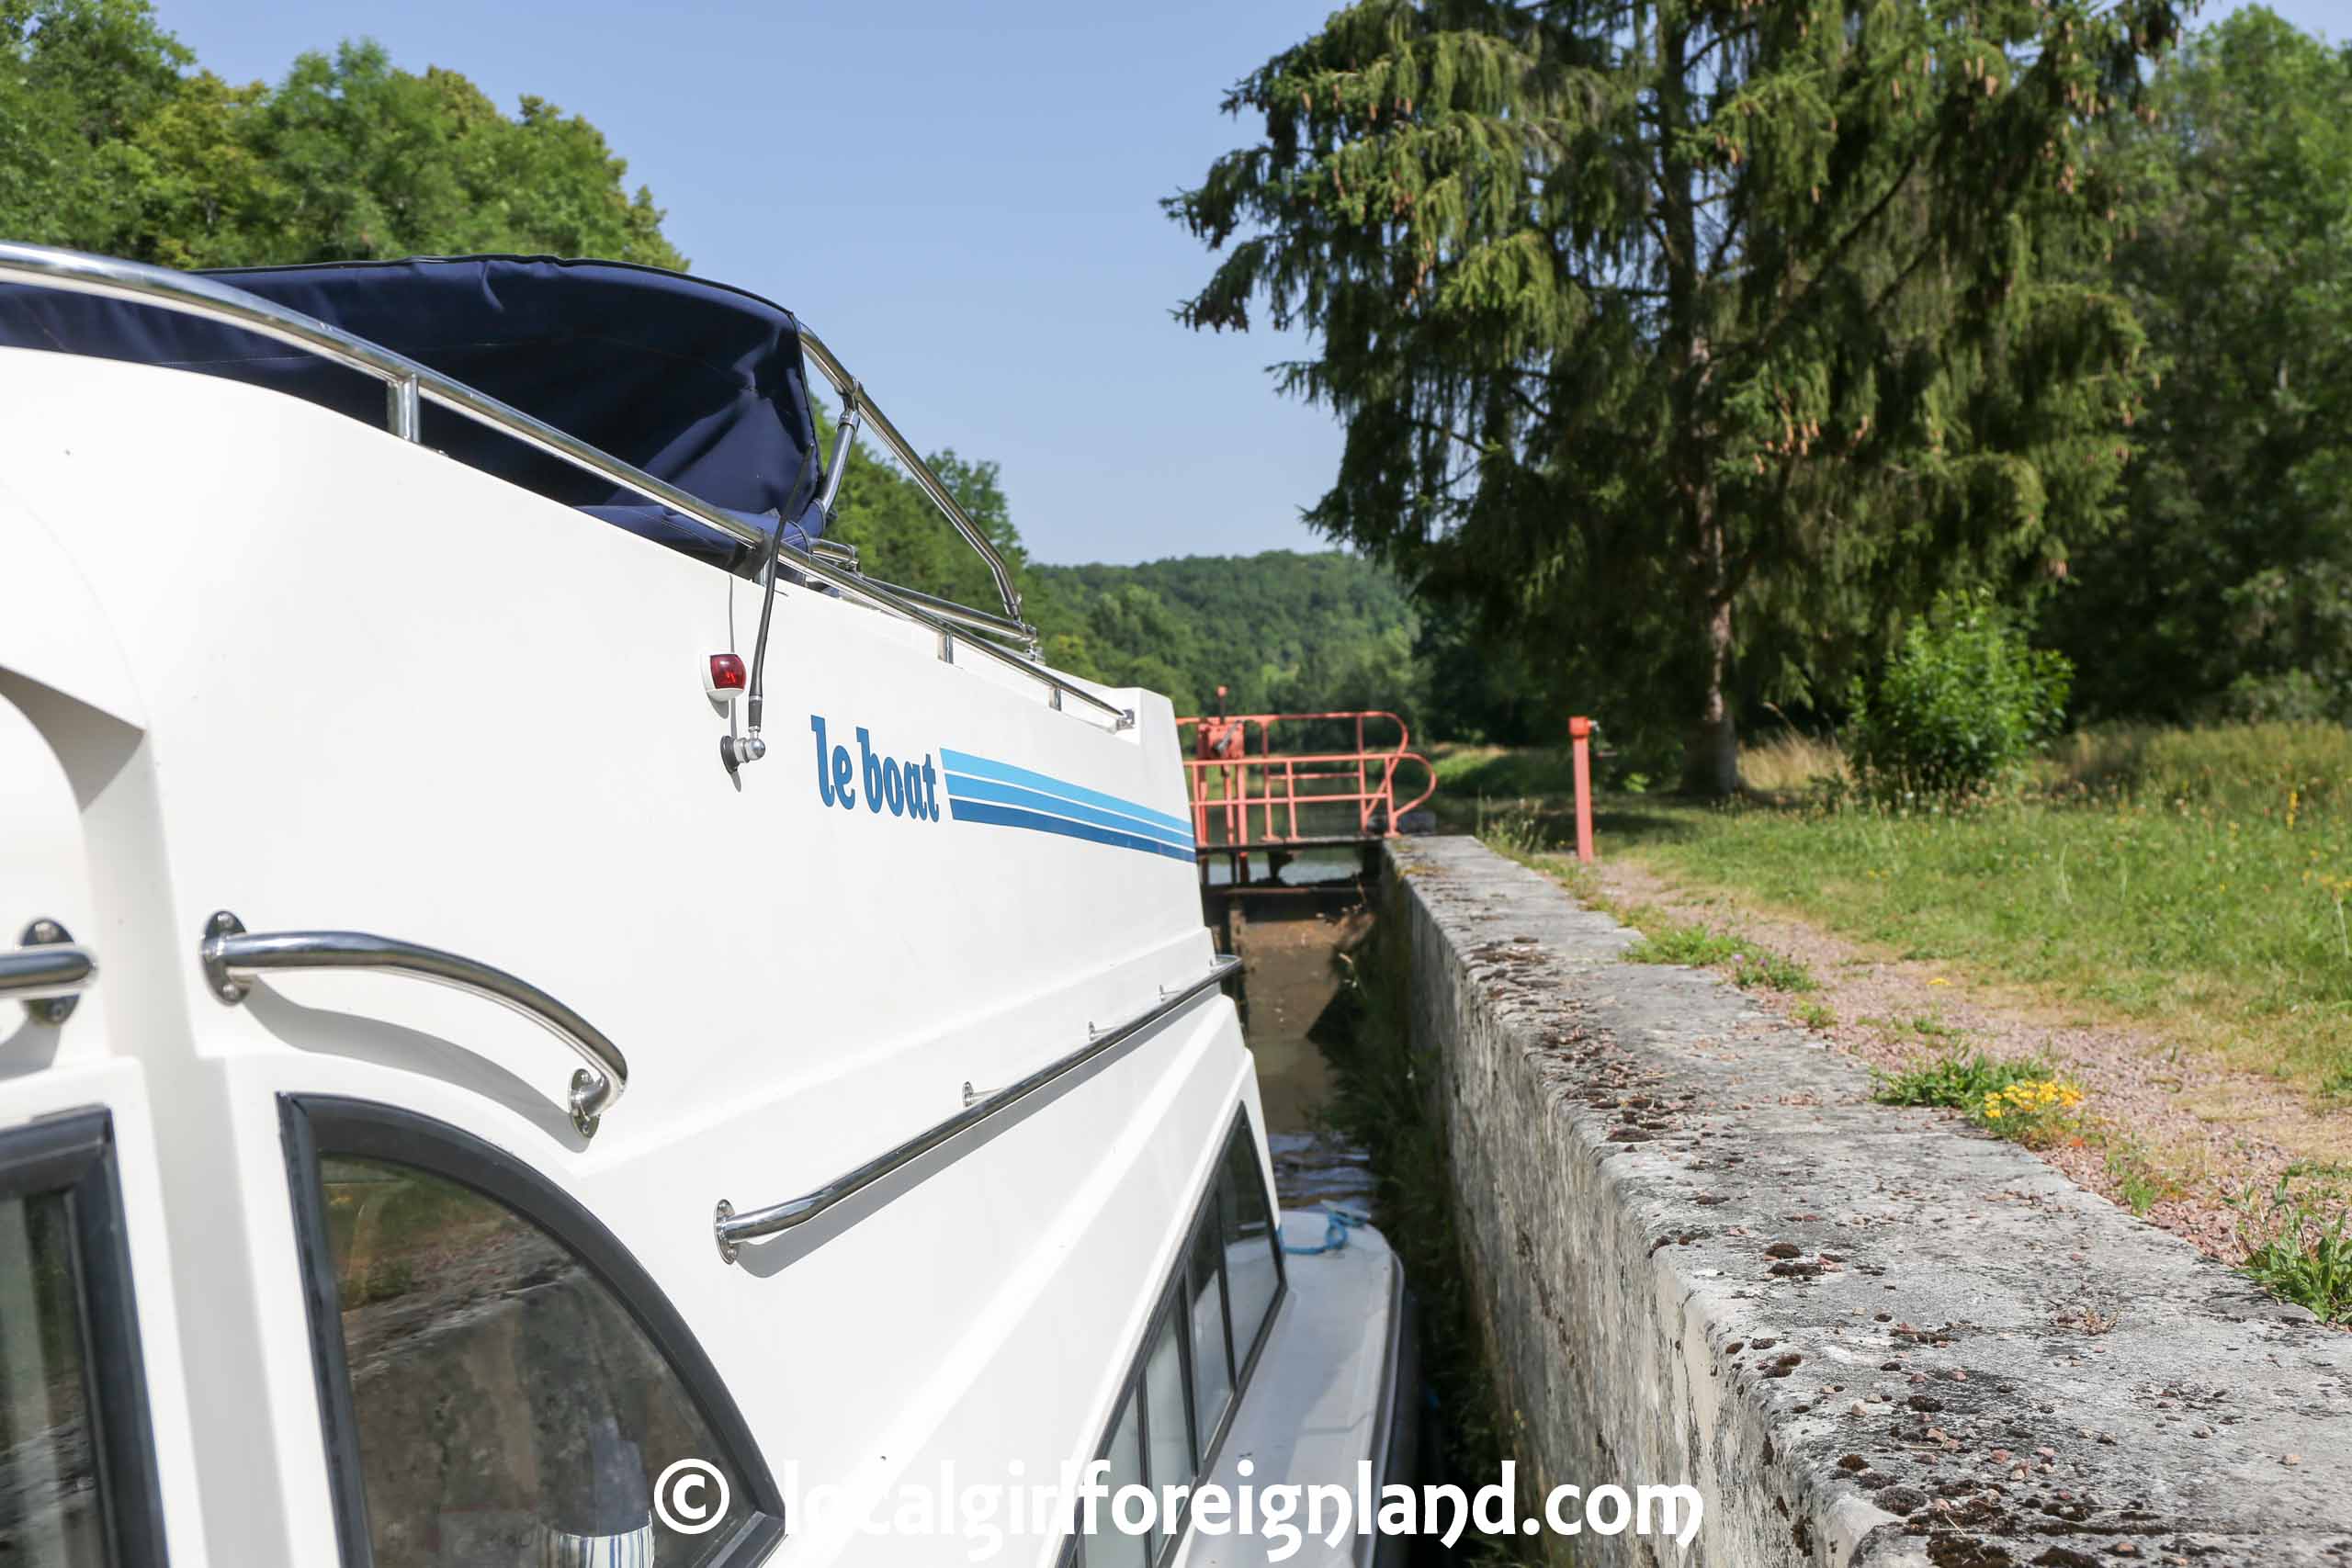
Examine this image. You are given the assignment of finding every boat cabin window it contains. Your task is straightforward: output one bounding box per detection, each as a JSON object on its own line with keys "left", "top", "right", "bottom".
{"left": 0, "top": 1111, "right": 167, "bottom": 1568}
{"left": 280, "top": 1099, "right": 782, "bottom": 1568}
{"left": 1184, "top": 1219, "right": 1232, "bottom": 1440}
{"left": 1219, "top": 1132, "right": 1281, "bottom": 1362}
{"left": 1139, "top": 1300, "right": 1191, "bottom": 1550}
{"left": 1077, "top": 1111, "right": 1286, "bottom": 1567}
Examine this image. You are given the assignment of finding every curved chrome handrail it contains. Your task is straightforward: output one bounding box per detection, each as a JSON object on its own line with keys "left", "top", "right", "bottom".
{"left": 714, "top": 953, "right": 1241, "bottom": 1261}
{"left": 198, "top": 910, "right": 628, "bottom": 1138}
{"left": 4, "top": 919, "right": 96, "bottom": 1024}
{"left": 0, "top": 243, "right": 1128, "bottom": 729}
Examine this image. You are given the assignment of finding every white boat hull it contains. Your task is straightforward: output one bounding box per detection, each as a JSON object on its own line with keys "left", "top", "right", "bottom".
{"left": 0, "top": 344, "right": 1409, "bottom": 1566}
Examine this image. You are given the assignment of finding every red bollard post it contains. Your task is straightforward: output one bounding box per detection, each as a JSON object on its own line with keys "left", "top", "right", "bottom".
{"left": 1569, "top": 716, "right": 1595, "bottom": 863}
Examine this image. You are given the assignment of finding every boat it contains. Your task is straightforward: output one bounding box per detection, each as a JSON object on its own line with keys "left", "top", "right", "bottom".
{"left": 0, "top": 243, "right": 1414, "bottom": 1566}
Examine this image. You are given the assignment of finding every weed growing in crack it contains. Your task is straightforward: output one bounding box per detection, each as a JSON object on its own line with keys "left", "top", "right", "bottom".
{"left": 2236, "top": 1172, "right": 2352, "bottom": 1325}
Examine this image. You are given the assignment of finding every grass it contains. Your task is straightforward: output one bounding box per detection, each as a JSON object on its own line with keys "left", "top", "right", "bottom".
{"left": 1738, "top": 728, "right": 1849, "bottom": 795}
{"left": 1471, "top": 796, "right": 1550, "bottom": 861}
{"left": 1620, "top": 913, "right": 1817, "bottom": 991}
{"left": 2103, "top": 1134, "right": 2188, "bottom": 1218}
{"left": 1623, "top": 921, "right": 1743, "bottom": 967}
{"left": 2236, "top": 1167, "right": 2352, "bottom": 1325}
{"left": 1483, "top": 721, "right": 2352, "bottom": 1105}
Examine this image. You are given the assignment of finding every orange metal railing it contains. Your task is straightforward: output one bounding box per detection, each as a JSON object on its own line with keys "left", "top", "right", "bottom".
{"left": 1174, "top": 709, "right": 1437, "bottom": 853}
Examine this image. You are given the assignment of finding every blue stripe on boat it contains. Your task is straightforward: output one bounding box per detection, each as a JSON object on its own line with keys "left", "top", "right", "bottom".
{"left": 939, "top": 748, "right": 1193, "bottom": 836}
{"left": 948, "top": 799, "right": 1196, "bottom": 862}
{"left": 944, "top": 772, "right": 1195, "bottom": 851}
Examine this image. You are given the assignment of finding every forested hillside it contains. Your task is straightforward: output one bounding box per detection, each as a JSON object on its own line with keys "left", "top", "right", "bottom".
{"left": 1030, "top": 553, "right": 1420, "bottom": 725}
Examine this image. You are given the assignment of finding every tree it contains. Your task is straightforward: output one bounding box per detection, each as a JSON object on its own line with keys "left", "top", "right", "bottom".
{"left": 0, "top": 0, "right": 189, "bottom": 247}
{"left": 816, "top": 399, "right": 1036, "bottom": 621}
{"left": 2046, "top": 8, "right": 2352, "bottom": 724}
{"left": 1172, "top": 0, "right": 2178, "bottom": 792}
{"left": 1029, "top": 549, "right": 1429, "bottom": 725}
{"left": 0, "top": 4, "right": 683, "bottom": 269}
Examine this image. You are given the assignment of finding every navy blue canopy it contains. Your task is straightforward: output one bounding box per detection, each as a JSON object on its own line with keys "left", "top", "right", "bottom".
{"left": 0, "top": 255, "right": 827, "bottom": 570}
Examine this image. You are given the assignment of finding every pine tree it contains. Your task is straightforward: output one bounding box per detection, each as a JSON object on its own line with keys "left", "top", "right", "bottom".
{"left": 1171, "top": 0, "right": 2178, "bottom": 792}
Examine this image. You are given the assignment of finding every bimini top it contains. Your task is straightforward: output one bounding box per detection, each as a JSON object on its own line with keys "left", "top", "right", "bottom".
{"left": 0, "top": 254, "right": 826, "bottom": 569}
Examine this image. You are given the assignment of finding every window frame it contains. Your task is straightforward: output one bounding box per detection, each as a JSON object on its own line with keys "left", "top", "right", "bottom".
{"left": 1074, "top": 1106, "right": 1288, "bottom": 1568}
{"left": 0, "top": 1107, "right": 170, "bottom": 1567}
{"left": 277, "top": 1094, "right": 785, "bottom": 1568}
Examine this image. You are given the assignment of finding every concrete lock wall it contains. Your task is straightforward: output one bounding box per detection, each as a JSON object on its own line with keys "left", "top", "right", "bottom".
{"left": 1387, "top": 835, "right": 2352, "bottom": 1568}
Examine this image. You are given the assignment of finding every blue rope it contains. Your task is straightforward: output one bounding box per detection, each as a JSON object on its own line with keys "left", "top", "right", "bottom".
{"left": 1283, "top": 1205, "right": 1370, "bottom": 1256}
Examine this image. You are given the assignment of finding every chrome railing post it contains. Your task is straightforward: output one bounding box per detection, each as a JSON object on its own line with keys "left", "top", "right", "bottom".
{"left": 386, "top": 373, "right": 420, "bottom": 440}
{"left": 3, "top": 919, "right": 96, "bottom": 1025}
{"left": 817, "top": 389, "right": 862, "bottom": 521}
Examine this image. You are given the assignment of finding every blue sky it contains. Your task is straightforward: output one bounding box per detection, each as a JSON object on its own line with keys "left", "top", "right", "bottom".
{"left": 156, "top": 0, "right": 2344, "bottom": 566}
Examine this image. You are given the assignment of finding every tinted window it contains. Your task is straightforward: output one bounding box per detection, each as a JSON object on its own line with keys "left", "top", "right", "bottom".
{"left": 0, "top": 1112, "right": 162, "bottom": 1568}
{"left": 1184, "top": 1217, "right": 1230, "bottom": 1444}
{"left": 1218, "top": 1129, "right": 1281, "bottom": 1365}
{"left": 318, "top": 1156, "right": 746, "bottom": 1567}
{"left": 0, "top": 1190, "right": 104, "bottom": 1566}
{"left": 1087, "top": 1390, "right": 1148, "bottom": 1568}
{"left": 1141, "top": 1298, "right": 1190, "bottom": 1546}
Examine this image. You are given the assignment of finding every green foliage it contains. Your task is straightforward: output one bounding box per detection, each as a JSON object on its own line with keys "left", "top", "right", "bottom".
{"left": 1871, "top": 1052, "right": 2037, "bottom": 1108}
{"left": 1438, "top": 745, "right": 1577, "bottom": 798}
{"left": 1620, "top": 916, "right": 1814, "bottom": 990}
{"left": 2236, "top": 1171, "right": 2352, "bottom": 1325}
{"left": 817, "top": 403, "right": 1033, "bottom": 619}
{"left": 1624, "top": 922, "right": 1746, "bottom": 969}
{"left": 1029, "top": 551, "right": 1426, "bottom": 725}
{"left": 1847, "top": 593, "right": 2072, "bottom": 798}
{"left": 813, "top": 407, "right": 1433, "bottom": 728}
{"left": 1173, "top": 0, "right": 2177, "bottom": 793}
{"left": 2050, "top": 8, "right": 2352, "bottom": 726}
{"left": 1730, "top": 947, "right": 1817, "bottom": 995}
{"left": 2102, "top": 1136, "right": 2183, "bottom": 1217}
{"left": 0, "top": 3, "right": 682, "bottom": 268}
{"left": 1470, "top": 797, "right": 1548, "bottom": 859}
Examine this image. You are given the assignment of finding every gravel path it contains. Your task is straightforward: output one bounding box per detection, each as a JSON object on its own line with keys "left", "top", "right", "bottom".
{"left": 1579, "top": 854, "right": 2352, "bottom": 1265}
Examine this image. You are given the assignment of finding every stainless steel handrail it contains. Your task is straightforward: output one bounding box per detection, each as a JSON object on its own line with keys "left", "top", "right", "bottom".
{"left": 796, "top": 331, "right": 1025, "bottom": 629}
{"left": 5, "top": 919, "right": 96, "bottom": 1025}
{"left": 198, "top": 910, "right": 628, "bottom": 1138}
{"left": 860, "top": 576, "right": 1036, "bottom": 647}
{"left": 0, "top": 243, "right": 1128, "bottom": 729}
{"left": 713, "top": 953, "right": 1241, "bottom": 1261}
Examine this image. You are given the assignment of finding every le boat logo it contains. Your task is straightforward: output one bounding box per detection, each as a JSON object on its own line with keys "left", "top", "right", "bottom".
{"left": 810, "top": 714, "right": 943, "bottom": 821}
{"left": 808, "top": 714, "right": 1195, "bottom": 862}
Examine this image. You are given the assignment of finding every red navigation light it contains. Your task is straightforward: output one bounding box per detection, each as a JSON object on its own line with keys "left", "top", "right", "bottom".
{"left": 707, "top": 653, "right": 747, "bottom": 694}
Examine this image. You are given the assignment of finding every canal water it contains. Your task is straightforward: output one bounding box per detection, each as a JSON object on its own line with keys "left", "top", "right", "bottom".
{"left": 1206, "top": 849, "right": 1376, "bottom": 1211}
{"left": 1214, "top": 846, "right": 1535, "bottom": 1563}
